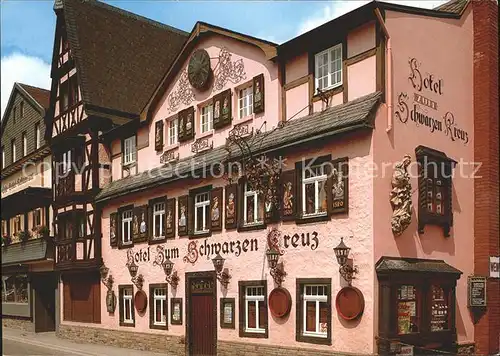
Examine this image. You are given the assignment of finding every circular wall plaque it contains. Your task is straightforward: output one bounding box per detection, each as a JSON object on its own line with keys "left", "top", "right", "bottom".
{"left": 188, "top": 49, "right": 212, "bottom": 90}
{"left": 336, "top": 286, "right": 365, "bottom": 321}
{"left": 268, "top": 287, "right": 292, "bottom": 318}
{"left": 134, "top": 290, "right": 148, "bottom": 314}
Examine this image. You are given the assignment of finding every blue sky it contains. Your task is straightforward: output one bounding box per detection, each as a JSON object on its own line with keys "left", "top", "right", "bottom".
{"left": 0, "top": 0, "right": 447, "bottom": 117}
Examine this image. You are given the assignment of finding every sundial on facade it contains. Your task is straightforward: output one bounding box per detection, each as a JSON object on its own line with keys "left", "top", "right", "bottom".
{"left": 188, "top": 49, "right": 212, "bottom": 90}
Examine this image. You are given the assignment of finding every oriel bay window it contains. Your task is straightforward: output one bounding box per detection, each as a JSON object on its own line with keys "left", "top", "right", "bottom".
{"left": 314, "top": 43, "right": 342, "bottom": 92}
{"left": 296, "top": 279, "right": 331, "bottom": 345}
{"left": 376, "top": 257, "right": 461, "bottom": 354}
{"left": 149, "top": 284, "right": 168, "bottom": 330}
{"left": 239, "top": 281, "right": 268, "bottom": 338}
{"left": 119, "top": 285, "right": 134, "bottom": 326}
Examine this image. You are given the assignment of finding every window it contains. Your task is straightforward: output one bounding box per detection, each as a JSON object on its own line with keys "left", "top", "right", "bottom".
{"left": 33, "top": 208, "right": 42, "bottom": 227}
{"left": 314, "top": 44, "right": 342, "bottom": 92}
{"left": 123, "top": 136, "right": 136, "bottom": 165}
{"left": 297, "top": 279, "right": 331, "bottom": 344}
{"left": 11, "top": 140, "right": 16, "bottom": 163}
{"left": 121, "top": 210, "right": 133, "bottom": 245}
{"left": 1, "top": 146, "right": 4, "bottom": 168}
{"left": 430, "top": 285, "right": 450, "bottom": 332}
{"left": 58, "top": 213, "right": 73, "bottom": 241}
{"left": 120, "top": 286, "right": 134, "bottom": 326}
{"left": 60, "top": 85, "right": 69, "bottom": 112}
{"left": 1, "top": 274, "right": 28, "bottom": 303}
{"left": 22, "top": 132, "right": 27, "bottom": 157}
{"left": 20, "top": 102, "right": 24, "bottom": 118}
{"left": 76, "top": 213, "right": 85, "bottom": 238}
{"left": 13, "top": 107, "right": 17, "bottom": 124}
{"left": 302, "top": 165, "right": 327, "bottom": 217}
{"left": 397, "top": 285, "right": 420, "bottom": 334}
{"left": 241, "top": 284, "right": 267, "bottom": 336}
{"left": 168, "top": 118, "right": 178, "bottom": 146}
{"left": 200, "top": 104, "right": 213, "bottom": 133}
{"left": 244, "top": 183, "right": 263, "bottom": 225}
{"left": 238, "top": 86, "right": 253, "bottom": 119}
{"left": 153, "top": 202, "right": 166, "bottom": 240}
{"left": 35, "top": 123, "right": 40, "bottom": 149}
{"left": 194, "top": 192, "right": 210, "bottom": 234}
{"left": 61, "top": 150, "right": 72, "bottom": 174}
{"left": 151, "top": 286, "right": 167, "bottom": 328}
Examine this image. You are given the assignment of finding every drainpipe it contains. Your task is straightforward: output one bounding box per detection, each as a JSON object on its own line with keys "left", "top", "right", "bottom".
{"left": 374, "top": 8, "right": 392, "bottom": 132}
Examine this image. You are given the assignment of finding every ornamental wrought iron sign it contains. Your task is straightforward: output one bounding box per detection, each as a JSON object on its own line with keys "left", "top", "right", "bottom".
{"left": 213, "top": 48, "right": 246, "bottom": 91}
{"left": 191, "top": 137, "right": 213, "bottom": 154}
{"left": 160, "top": 149, "right": 179, "bottom": 164}
{"left": 167, "top": 70, "right": 195, "bottom": 113}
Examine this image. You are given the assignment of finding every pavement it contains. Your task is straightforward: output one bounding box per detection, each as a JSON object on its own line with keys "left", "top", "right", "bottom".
{"left": 2, "top": 327, "right": 166, "bottom": 356}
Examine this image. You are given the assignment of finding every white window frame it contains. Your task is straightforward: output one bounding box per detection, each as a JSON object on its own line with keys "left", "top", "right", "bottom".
{"left": 302, "top": 165, "right": 328, "bottom": 217}
{"left": 314, "top": 44, "right": 343, "bottom": 93}
{"left": 35, "top": 123, "right": 40, "bottom": 149}
{"left": 168, "top": 118, "right": 178, "bottom": 146}
{"left": 22, "top": 132, "right": 27, "bottom": 157}
{"left": 1, "top": 147, "right": 5, "bottom": 168}
{"left": 244, "top": 183, "right": 262, "bottom": 225}
{"left": 62, "top": 150, "right": 72, "bottom": 174}
{"left": 302, "top": 284, "right": 328, "bottom": 338}
{"left": 153, "top": 202, "right": 165, "bottom": 240}
{"left": 200, "top": 104, "right": 213, "bottom": 133}
{"left": 153, "top": 287, "right": 167, "bottom": 326}
{"left": 245, "top": 286, "right": 265, "bottom": 334}
{"left": 122, "top": 287, "right": 134, "bottom": 324}
{"left": 194, "top": 192, "right": 210, "bottom": 234}
{"left": 123, "top": 136, "right": 136, "bottom": 165}
{"left": 11, "top": 140, "right": 16, "bottom": 163}
{"left": 121, "top": 210, "right": 133, "bottom": 245}
{"left": 238, "top": 86, "right": 253, "bottom": 119}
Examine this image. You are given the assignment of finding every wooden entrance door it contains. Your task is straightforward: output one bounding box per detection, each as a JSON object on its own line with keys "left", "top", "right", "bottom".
{"left": 33, "top": 273, "right": 56, "bottom": 332}
{"left": 187, "top": 272, "right": 216, "bottom": 356}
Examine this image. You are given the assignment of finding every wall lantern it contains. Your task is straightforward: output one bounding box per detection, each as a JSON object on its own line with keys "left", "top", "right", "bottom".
{"left": 333, "top": 237, "right": 358, "bottom": 286}
{"left": 212, "top": 253, "right": 231, "bottom": 288}
{"left": 266, "top": 247, "right": 287, "bottom": 287}
{"left": 162, "top": 257, "right": 179, "bottom": 288}
{"left": 100, "top": 263, "right": 116, "bottom": 313}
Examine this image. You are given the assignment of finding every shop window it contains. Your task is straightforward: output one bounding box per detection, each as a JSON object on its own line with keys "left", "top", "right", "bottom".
{"left": 194, "top": 192, "right": 210, "bottom": 234}
{"left": 239, "top": 281, "right": 268, "bottom": 338}
{"left": 314, "top": 43, "right": 342, "bottom": 92}
{"left": 296, "top": 279, "right": 331, "bottom": 345}
{"left": 397, "top": 285, "right": 420, "bottom": 334}
{"left": 168, "top": 118, "right": 178, "bottom": 146}
{"left": 121, "top": 209, "right": 133, "bottom": 246}
{"left": 244, "top": 182, "right": 263, "bottom": 226}
{"left": 200, "top": 103, "right": 213, "bottom": 133}
{"left": 238, "top": 86, "right": 253, "bottom": 119}
{"left": 119, "top": 285, "right": 134, "bottom": 326}
{"left": 1, "top": 274, "right": 28, "bottom": 304}
{"left": 153, "top": 201, "right": 166, "bottom": 240}
{"left": 123, "top": 136, "right": 136, "bottom": 166}
{"left": 430, "top": 285, "right": 450, "bottom": 332}
{"left": 149, "top": 284, "right": 168, "bottom": 330}
{"left": 416, "top": 146, "right": 455, "bottom": 237}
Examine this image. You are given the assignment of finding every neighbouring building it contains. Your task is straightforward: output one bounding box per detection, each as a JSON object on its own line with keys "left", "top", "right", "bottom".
{"left": 1, "top": 82, "right": 56, "bottom": 333}
{"left": 43, "top": 0, "right": 498, "bottom": 355}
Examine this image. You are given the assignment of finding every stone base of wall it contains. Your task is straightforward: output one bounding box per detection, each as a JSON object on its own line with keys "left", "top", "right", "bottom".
{"left": 2, "top": 316, "right": 33, "bottom": 332}
{"left": 456, "top": 342, "right": 476, "bottom": 355}
{"left": 57, "top": 324, "right": 185, "bottom": 354}
{"left": 218, "top": 340, "right": 349, "bottom": 356}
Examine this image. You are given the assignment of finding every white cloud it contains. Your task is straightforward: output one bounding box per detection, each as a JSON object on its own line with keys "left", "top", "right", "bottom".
{"left": 297, "top": 0, "right": 449, "bottom": 36}
{"left": 1, "top": 52, "right": 51, "bottom": 119}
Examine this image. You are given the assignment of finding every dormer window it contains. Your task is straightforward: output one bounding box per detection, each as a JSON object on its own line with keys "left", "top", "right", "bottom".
{"left": 314, "top": 44, "right": 342, "bottom": 92}
{"left": 200, "top": 103, "right": 213, "bottom": 133}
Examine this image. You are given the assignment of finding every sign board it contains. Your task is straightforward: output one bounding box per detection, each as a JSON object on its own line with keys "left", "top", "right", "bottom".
{"left": 490, "top": 256, "right": 500, "bottom": 278}
{"left": 396, "top": 345, "right": 414, "bottom": 356}
{"left": 468, "top": 276, "right": 487, "bottom": 307}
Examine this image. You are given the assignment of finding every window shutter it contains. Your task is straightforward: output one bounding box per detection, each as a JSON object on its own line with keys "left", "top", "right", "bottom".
{"left": 185, "top": 107, "right": 195, "bottom": 141}
{"left": 328, "top": 157, "right": 349, "bottom": 215}
{"left": 178, "top": 195, "right": 188, "bottom": 237}
{"left": 210, "top": 187, "right": 223, "bottom": 231}
{"left": 149, "top": 285, "right": 154, "bottom": 329}
{"left": 294, "top": 163, "right": 303, "bottom": 220}
{"left": 253, "top": 74, "right": 265, "bottom": 114}
{"left": 110, "top": 212, "right": 118, "bottom": 247}
{"left": 264, "top": 177, "right": 279, "bottom": 224}
{"left": 133, "top": 205, "right": 148, "bottom": 243}
{"left": 237, "top": 178, "right": 245, "bottom": 228}
{"left": 178, "top": 112, "right": 185, "bottom": 142}
{"left": 225, "top": 184, "right": 238, "bottom": 229}
{"left": 155, "top": 121, "right": 164, "bottom": 151}
{"left": 219, "top": 89, "right": 232, "bottom": 128}
{"left": 118, "top": 287, "right": 124, "bottom": 324}
{"left": 213, "top": 93, "right": 222, "bottom": 129}
{"left": 188, "top": 194, "right": 195, "bottom": 236}
{"left": 166, "top": 198, "right": 176, "bottom": 239}
{"left": 281, "top": 170, "right": 296, "bottom": 221}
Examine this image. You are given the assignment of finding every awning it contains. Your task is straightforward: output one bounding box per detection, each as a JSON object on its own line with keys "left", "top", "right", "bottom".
{"left": 376, "top": 256, "right": 462, "bottom": 276}
{"left": 0, "top": 187, "right": 51, "bottom": 219}
{"left": 1, "top": 238, "right": 54, "bottom": 267}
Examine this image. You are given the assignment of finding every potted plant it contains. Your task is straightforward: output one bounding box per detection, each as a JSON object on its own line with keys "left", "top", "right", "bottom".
{"left": 38, "top": 226, "right": 50, "bottom": 238}
{"left": 19, "top": 230, "right": 30, "bottom": 243}
{"left": 2, "top": 234, "right": 11, "bottom": 247}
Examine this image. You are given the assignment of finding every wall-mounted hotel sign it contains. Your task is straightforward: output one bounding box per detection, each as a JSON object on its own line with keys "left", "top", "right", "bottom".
{"left": 1, "top": 173, "right": 35, "bottom": 193}
{"left": 490, "top": 256, "right": 500, "bottom": 278}
{"left": 467, "top": 275, "right": 487, "bottom": 307}
{"left": 395, "top": 58, "right": 469, "bottom": 145}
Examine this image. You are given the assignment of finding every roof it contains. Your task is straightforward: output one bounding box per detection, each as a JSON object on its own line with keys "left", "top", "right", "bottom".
{"left": 376, "top": 256, "right": 462, "bottom": 276}
{"left": 2, "top": 238, "right": 53, "bottom": 266}
{"left": 97, "top": 91, "right": 381, "bottom": 202}
{"left": 18, "top": 83, "right": 50, "bottom": 110}
{"left": 142, "top": 21, "right": 278, "bottom": 122}
{"left": 434, "top": 0, "right": 469, "bottom": 14}
{"left": 58, "top": 0, "right": 189, "bottom": 117}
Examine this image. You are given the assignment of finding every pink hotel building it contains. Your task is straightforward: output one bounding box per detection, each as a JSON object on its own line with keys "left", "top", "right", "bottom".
{"left": 41, "top": 0, "right": 498, "bottom": 355}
